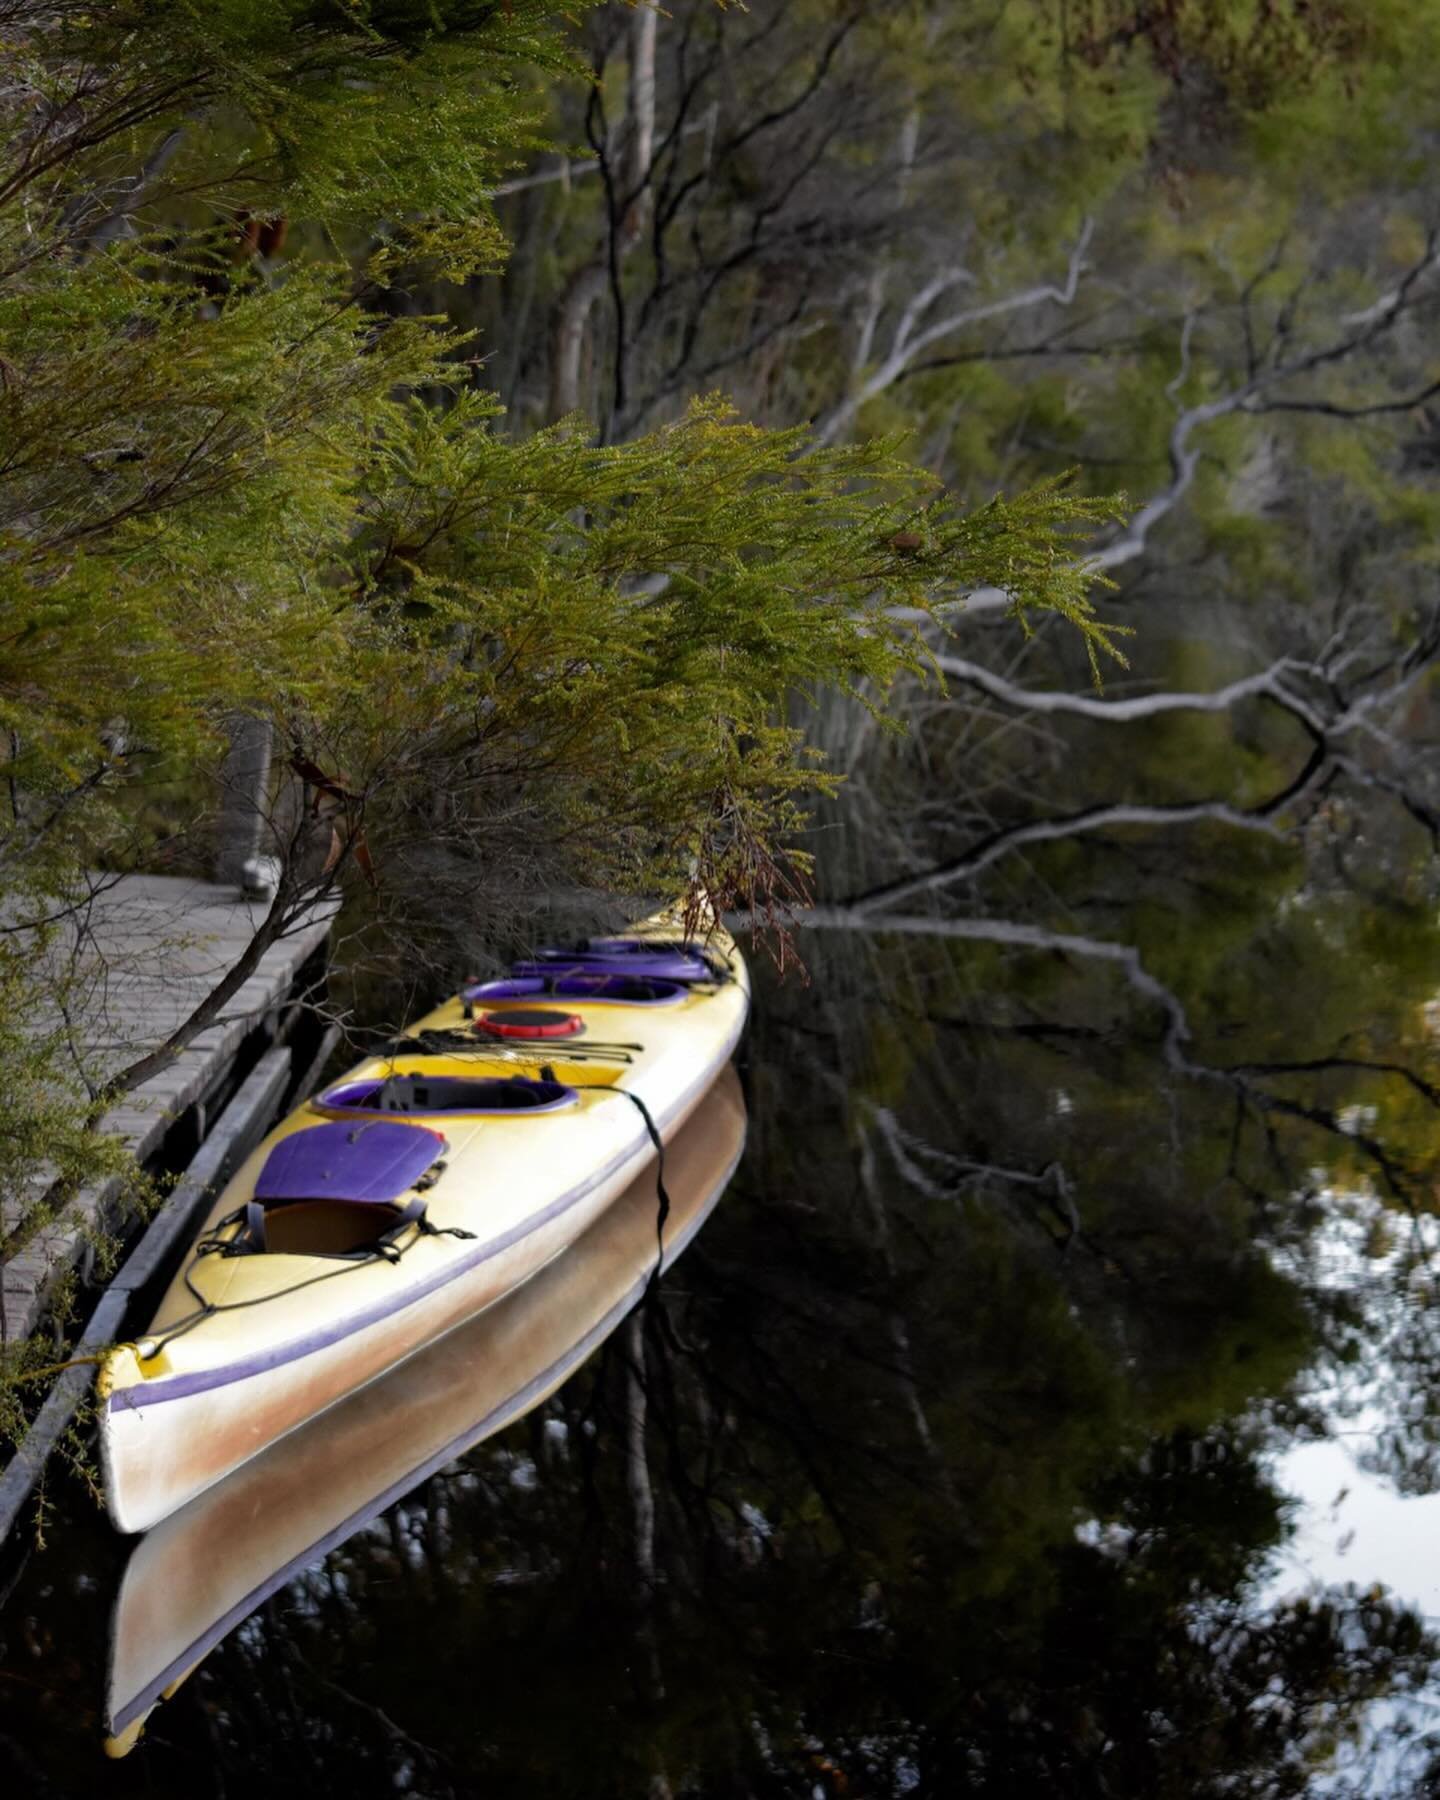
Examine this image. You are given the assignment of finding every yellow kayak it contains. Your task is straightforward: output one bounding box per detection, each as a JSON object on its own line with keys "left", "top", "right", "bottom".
{"left": 100, "top": 914, "right": 748, "bottom": 1533}
{"left": 104, "top": 1064, "right": 746, "bottom": 1755}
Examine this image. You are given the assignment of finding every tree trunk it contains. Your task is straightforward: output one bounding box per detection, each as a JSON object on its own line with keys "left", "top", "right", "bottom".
{"left": 215, "top": 714, "right": 274, "bottom": 892}
{"left": 548, "top": 262, "right": 608, "bottom": 422}
{"left": 619, "top": 8, "right": 658, "bottom": 253}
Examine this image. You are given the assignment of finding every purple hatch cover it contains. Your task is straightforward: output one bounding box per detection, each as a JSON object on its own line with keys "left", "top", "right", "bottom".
{"left": 513, "top": 938, "right": 712, "bottom": 983}
{"left": 255, "top": 1121, "right": 446, "bottom": 1207}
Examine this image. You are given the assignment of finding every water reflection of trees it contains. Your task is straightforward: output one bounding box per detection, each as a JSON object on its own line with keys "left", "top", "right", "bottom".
{"left": 6, "top": 812, "right": 1440, "bottom": 1795}
{"left": 7, "top": 939, "right": 1439, "bottom": 1795}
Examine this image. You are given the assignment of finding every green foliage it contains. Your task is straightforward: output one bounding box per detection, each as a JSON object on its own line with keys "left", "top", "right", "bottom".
{"left": 0, "top": 923, "right": 157, "bottom": 1428}
{"left": 0, "top": 0, "right": 1129, "bottom": 922}
{"left": 1, "top": 0, "right": 574, "bottom": 255}
{"left": 0, "top": 937, "right": 138, "bottom": 1210}
{"left": 270, "top": 394, "right": 1128, "bottom": 916}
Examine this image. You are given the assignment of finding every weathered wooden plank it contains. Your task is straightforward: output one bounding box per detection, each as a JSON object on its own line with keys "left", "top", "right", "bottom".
{"left": 1, "top": 874, "right": 331, "bottom": 1344}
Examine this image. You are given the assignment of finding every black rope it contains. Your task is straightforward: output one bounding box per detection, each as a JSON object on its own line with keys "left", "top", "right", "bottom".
{"left": 196, "top": 1197, "right": 474, "bottom": 1266}
{"left": 146, "top": 1255, "right": 393, "bottom": 1357}
{"left": 147, "top": 1075, "right": 687, "bottom": 1357}
{"left": 692, "top": 949, "right": 736, "bottom": 986}
{"left": 602, "top": 1086, "right": 673, "bottom": 1297}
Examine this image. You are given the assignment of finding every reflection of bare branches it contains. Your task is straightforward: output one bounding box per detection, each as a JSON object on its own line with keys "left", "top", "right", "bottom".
{"left": 841, "top": 797, "right": 1288, "bottom": 917}
{"left": 856, "top": 1124, "right": 959, "bottom": 1506}
{"left": 781, "top": 908, "right": 1440, "bottom": 1213}
{"left": 868, "top": 1105, "right": 1081, "bottom": 1248}
{"left": 288, "top": 1645, "right": 452, "bottom": 1773}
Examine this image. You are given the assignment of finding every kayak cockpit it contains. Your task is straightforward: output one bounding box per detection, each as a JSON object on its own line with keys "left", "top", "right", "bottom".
{"left": 466, "top": 973, "right": 688, "bottom": 1007}
{"left": 257, "top": 1202, "right": 422, "bottom": 1258}
{"left": 318, "top": 1073, "right": 578, "bottom": 1116}
{"left": 511, "top": 937, "right": 720, "bottom": 983}
{"left": 198, "top": 1077, "right": 582, "bottom": 1261}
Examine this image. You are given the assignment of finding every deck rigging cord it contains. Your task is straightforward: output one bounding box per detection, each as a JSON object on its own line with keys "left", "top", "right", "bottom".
{"left": 140, "top": 1255, "right": 417, "bottom": 1358}
{"left": 140, "top": 1179, "right": 485, "bottom": 1357}
{"left": 381, "top": 1028, "right": 643, "bottom": 1066}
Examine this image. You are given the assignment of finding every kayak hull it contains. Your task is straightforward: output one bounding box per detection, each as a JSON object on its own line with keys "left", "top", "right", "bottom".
{"left": 105, "top": 1066, "right": 747, "bottom": 1751}
{"left": 102, "top": 1143, "right": 638, "bottom": 1534}
{"left": 101, "top": 912, "right": 747, "bottom": 1533}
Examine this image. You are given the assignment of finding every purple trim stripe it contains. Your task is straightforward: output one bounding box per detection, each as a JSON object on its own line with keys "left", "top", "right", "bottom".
{"left": 106, "top": 1137, "right": 742, "bottom": 1738}
{"left": 109, "top": 1022, "right": 744, "bottom": 1414}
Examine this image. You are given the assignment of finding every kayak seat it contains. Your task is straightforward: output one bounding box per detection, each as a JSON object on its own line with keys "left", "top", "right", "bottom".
{"left": 222, "top": 1120, "right": 451, "bottom": 1260}
{"left": 261, "top": 1200, "right": 416, "bottom": 1257}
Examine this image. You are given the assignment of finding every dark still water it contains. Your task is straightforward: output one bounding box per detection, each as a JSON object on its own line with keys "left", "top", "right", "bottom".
{"left": 5, "top": 925, "right": 1440, "bottom": 1798}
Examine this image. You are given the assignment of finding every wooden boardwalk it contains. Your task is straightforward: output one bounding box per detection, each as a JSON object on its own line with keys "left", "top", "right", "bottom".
{"left": 1, "top": 875, "right": 332, "bottom": 1342}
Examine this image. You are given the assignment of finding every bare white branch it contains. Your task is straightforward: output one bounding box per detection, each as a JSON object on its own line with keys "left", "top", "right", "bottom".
{"left": 618, "top": 5, "right": 658, "bottom": 252}
{"left": 928, "top": 239, "right": 1440, "bottom": 617}
{"left": 493, "top": 157, "right": 601, "bottom": 197}
{"left": 1339, "top": 233, "right": 1440, "bottom": 329}
{"left": 932, "top": 653, "right": 1326, "bottom": 727}
{"left": 812, "top": 220, "right": 1093, "bottom": 448}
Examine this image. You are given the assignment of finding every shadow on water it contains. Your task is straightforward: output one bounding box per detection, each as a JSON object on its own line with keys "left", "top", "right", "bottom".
{"left": 7, "top": 908, "right": 1440, "bottom": 1795}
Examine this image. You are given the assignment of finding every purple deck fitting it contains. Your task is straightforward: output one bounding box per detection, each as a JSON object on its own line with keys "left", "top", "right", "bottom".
{"left": 466, "top": 973, "right": 687, "bottom": 1007}
{"left": 588, "top": 936, "right": 704, "bottom": 959}
{"left": 513, "top": 938, "right": 714, "bottom": 983}
{"left": 255, "top": 1121, "right": 446, "bottom": 1207}
{"left": 319, "top": 1075, "right": 578, "bottom": 1117}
